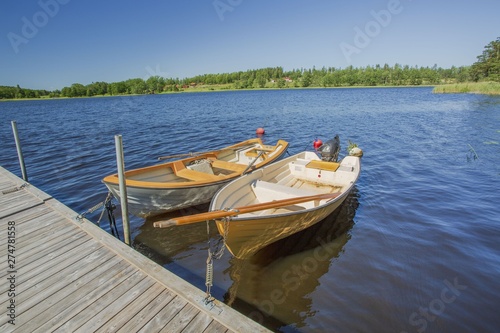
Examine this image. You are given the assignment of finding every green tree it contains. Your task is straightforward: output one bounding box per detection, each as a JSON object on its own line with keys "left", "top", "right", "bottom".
{"left": 470, "top": 37, "right": 500, "bottom": 82}
{"left": 70, "top": 83, "right": 86, "bottom": 97}
{"left": 109, "top": 82, "right": 127, "bottom": 95}
{"left": 146, "top": 76, "right": 165, "bottom": 93}
{"left": 15, "top": 85, "right": 25, "bottom": 98}
{"left": 302, "top": 71, "right": 312, "bottom": 87}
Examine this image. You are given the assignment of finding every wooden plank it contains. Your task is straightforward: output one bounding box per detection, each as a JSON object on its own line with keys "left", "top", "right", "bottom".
{"left": 8, "top": 259, "right": 129, "bottom": 333}
{"left": 16, "top": 227, "right": 84, "bottom": 263}
{"left": 0, "top": 203, "right": 52, "bottom": 226}
{"left": 13, "top": 215, "right": 71, "bottom": 248}
{"left": 0, "top": 187, "right": 29, "bottom": 203}
{"left": 0, "top": 180, "right": 14, "bottom": 191}
{"left": 53, "top": 270, "right": 147, "bottom": 332}
{"left": 211, "top": 160, "right": 247, "bottom": 173}
{"left": 181, "top": 312, "right": 214, "bottom": 333}
{"left": 115, "top": 289, "right": 176, "bottom": 333}
{"left": 0, "top": 239, "right": 98, "bottom": 304}
{"left": 306, "top": 160, "right": 340, "bottom": 171}
{"left": 6, "top": 209, "right": 66, "bottom": 239}
{"left": 94, "top": 283, "right": 167, "bottom": 333}
{"left": 160, "top": 303, "right": 201, "bottom": 333}
{"left": 0, "top": 228, "right": 87, "bottom": 280}
{"left": 27, "top": 263, "right": 137, "bottom": 333}
{"left": 137, "top": 296, "right": 187, "bottom": 333}
{"left": 0, "top": 191, "right": 44, "bottom": 218}
{"left": 0, "top": 249, "right": 119, "bottom": 325}
{"left": 20, "top": 238, "right": 96, "bottom": 280}
{"left": 5, "top": 248, "right": 117, "bottom": 321}
{"left": 14, "top": 239, "right": 98, "bottom": 286}
{"left": 0, "top": 167, "right": 51, "bottom": 201}
{"left": 0, "top": 230, "right": 89, "bottom": 283}
{"left": 72, "top": 277, "right": 156, "bottom": 333}
{"left": 176, "top": 168, "right": 222, "bottom": 182}
{"left": 13, "top": 213, "right": 74, "bottom": 249}
{"left": 203, "top": 320, "right": 230, "bottom": 333}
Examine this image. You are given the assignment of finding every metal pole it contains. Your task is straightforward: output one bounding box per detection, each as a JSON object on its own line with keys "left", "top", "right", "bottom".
{"left": 11, "top": 121, "right": 28, "bottom": 182}
{"left": 114, "top": 135, "right": 131, "bottom": 245}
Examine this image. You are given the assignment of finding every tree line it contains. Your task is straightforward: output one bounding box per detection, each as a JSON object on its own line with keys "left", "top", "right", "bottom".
{"left": 469, "top": 37, "right": 500, "bottom": 82}
{"left": 0, "top": 65, "right": 470, "bottom": 100}
{"left": 1, "top": 37, "right": 497, "bottom": 100}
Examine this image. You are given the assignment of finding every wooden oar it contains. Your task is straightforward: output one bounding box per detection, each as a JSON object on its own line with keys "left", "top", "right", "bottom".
{"left": 153, "top": 192, "right": 341, "bottom": 228}
{"left": 157, "top": 144, "right": 255, "bottom": 160}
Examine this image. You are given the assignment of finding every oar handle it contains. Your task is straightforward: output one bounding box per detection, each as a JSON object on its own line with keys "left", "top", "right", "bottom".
{"left": 157, "top": 144, "right": 256, "bottom": 160}
{"left": 153, "top": 191, "right": 340, "bottom": 228}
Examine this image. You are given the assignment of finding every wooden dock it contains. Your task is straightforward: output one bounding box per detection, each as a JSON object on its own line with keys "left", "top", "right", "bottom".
{"left": 0, "top": 166, "right": 270, "bottom": 333}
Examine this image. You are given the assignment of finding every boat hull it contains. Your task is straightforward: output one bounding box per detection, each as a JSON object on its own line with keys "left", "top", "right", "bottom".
{"left": 210, "top": 151, "right": 361, "bottom": 258}
{"left": 102, "top": 138, "right": 289, "bottom": 218}
{"left": 215, "top": 193, "right": 348, "bottom": 258}
{"left": 105, "top": 179, "right": 230, "bottom": 218}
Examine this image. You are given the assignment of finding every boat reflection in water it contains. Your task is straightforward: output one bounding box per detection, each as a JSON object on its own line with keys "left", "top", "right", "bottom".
{"left": 133, "top": 203, "right": 215, "bottom": 265}
{"left": 224, "top": 188, "right": 359, "bottom": 331}
{"left": 133, "top": 188, "right": 359, "bottom": 331}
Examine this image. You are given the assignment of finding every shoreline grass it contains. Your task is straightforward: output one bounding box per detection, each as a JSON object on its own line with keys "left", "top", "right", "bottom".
{"left": 432, "top": 82, "right": 500, "bottom": 95}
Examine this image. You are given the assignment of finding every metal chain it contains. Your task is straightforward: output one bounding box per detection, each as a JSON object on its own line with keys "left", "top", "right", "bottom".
{"left": 76, "top": 192, "right": 113, "bottom": 225}
{"left": 2, "top": 182, "right": 29, "bottom": 195}
{"left": 96, "top": 193, "right": 114, "bottom": 226}
{"left": 204, "top": 214, "right": 231, "bottom": 303}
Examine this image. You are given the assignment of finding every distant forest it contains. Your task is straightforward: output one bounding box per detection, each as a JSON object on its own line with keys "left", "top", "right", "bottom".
{"left": 2, "top": 37, "right": 498, "bottom": 100}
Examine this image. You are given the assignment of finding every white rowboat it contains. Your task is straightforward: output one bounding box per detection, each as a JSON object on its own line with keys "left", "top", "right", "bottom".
{"left": 211, "top": 150, "right": 361, "bottom": 258}
{"left": 103, "top": 138, "right": 289, "bottom": 218}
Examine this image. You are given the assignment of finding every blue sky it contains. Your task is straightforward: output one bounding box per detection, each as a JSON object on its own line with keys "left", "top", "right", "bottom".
{"left": 1, "top": 0, "right": 499, "bottom": 90}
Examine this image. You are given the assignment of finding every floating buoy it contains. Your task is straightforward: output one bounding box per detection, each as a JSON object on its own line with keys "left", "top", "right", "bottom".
{"left": 313, "top": 138, "right": 323, "bottom": 150}
{"left": 256, "top": 127, "right": 265, "bottom": 135}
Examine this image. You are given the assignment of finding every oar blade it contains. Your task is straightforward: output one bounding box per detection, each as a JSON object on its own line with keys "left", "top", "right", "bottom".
{"left": 153, "top": 220, "right": 178, "bottom": 228}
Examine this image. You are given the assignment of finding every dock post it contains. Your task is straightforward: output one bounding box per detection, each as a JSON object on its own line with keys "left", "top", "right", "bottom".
{"left": 11, "top": 120, "right": 28, "bottom": 182}
{"left": 114, "top": 135, "right": 131, "bottom": 245}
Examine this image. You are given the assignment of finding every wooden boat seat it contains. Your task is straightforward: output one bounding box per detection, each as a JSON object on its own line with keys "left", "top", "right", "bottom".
{"left": 175, "top": 169, "right": 222, "bottom": 182}
{"left": 252, "top": 180, "right": 320, "bottom": 200}
{"left": 305, "top": 160, "right": 340, "bottom": 172}
{"left": 244, "top": 146, "right": 274, "bottom": 158}
{"left": 211, "top": 160, "right": 247, "bottom": 173}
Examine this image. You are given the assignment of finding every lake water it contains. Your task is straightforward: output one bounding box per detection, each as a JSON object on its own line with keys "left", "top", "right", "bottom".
{"left": 1, "top": 88, "right": 499, "bottom": 332}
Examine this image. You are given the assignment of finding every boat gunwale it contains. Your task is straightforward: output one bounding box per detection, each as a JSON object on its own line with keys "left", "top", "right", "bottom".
{"left": 227, "top": 187, "right": 354, "bottom": 221}
{"left": 212, "top": 152, "right": 361, "bottom": 221}
{"left": 102, "top": 139, "right": 289, "bottom": 189}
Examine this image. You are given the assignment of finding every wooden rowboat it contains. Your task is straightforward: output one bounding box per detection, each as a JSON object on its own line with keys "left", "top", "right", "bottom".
{"left": 103, "top": 138, "right": 289, "bottom": 218}
{"left": 154, "top": 142, "right": 362, "bottom": 259}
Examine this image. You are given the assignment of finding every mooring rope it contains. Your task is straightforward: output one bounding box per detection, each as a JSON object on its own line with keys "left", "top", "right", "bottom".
{"left": 105, "top": 196, "right": 121, "bottom": 240}
{"left": 76, "top": 192, "right": 120, "bottom": 240}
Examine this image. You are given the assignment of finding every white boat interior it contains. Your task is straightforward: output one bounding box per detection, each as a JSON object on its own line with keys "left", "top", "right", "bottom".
{"left": 214, "top": 151, "right": 360, "bottom": 217}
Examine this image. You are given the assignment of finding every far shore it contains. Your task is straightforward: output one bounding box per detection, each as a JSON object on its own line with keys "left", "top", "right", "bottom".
{"left": 0, "top": 85, "right": 435, "bottom": 102}
{"left": 2, "top": 82, "right": 500, "bottom": 102}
